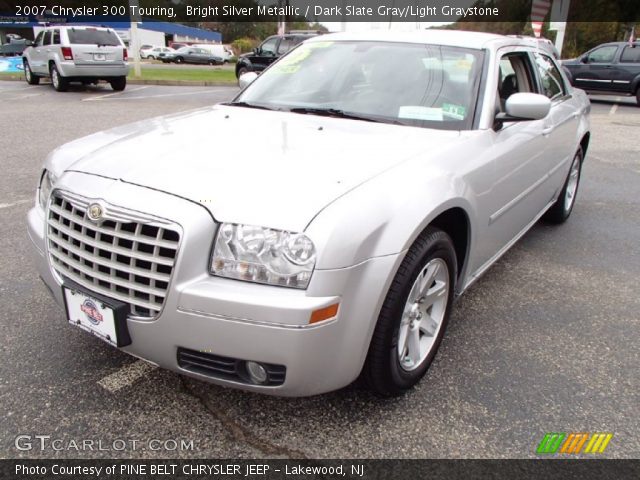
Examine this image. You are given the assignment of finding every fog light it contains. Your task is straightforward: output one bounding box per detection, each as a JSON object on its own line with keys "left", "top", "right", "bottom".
{"left": 246, "top": 361, "right": 268, "bottom": 384}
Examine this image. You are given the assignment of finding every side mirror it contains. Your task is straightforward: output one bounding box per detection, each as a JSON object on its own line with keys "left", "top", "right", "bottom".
{"left": 580, "top": 56, "right": 589, "bottom": 64}
{"left": 238, "top": 71, "right": 258, "bottom": 89}
{"left": 494, "top": 93, "right": 551, "bottom": 129}
{"left": 253, "top": 47, "right": 260, "bottom": 55}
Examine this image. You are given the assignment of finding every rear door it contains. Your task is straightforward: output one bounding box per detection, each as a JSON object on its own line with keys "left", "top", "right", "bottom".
{"left": 29, "top": 30, "right": 47, "bottom": 74}
{"left": 611, "top": 45, "right": 640, "bottom": 93}
{"left": 64, "top": 27, "right": 125, "bottom": 66}
{"left": 533, "top": 52, "right": 580, "bottom": 201}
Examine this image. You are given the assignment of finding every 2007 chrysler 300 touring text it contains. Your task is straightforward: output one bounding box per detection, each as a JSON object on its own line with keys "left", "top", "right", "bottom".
{"left": 27, "top": 31, "right": 591, "bottom": 397}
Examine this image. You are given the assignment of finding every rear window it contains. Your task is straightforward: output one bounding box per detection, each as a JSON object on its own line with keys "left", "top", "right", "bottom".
{"left": 67, "top": 29, "right": 120, "bottom": 46}
{"left": 620, "top": 46, "right": 640, "bottom": 63}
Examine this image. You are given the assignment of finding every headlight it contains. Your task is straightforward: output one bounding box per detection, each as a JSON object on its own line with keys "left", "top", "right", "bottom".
{"left": 210, "top": 223, "right": 316, "bottom": 289}
{"left": 38, "top": 170, "right": 55, "bottom": 210}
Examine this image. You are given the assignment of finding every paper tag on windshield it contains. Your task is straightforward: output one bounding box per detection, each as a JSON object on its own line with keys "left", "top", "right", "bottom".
{"left": 398, "top": 106, "right": 443, "bottom": 121}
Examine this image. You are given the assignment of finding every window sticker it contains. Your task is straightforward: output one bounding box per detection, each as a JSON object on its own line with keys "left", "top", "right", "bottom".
{"left": 442, "top": 103, "right": 466, "bottom": 120}
{"left": 398, "top": 106, "right": 443, "bottom": 121}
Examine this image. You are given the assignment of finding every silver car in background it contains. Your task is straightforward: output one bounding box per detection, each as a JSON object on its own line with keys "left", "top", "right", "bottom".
{"left": 22, "top": 26, "right": 130, "bottom": 91}
{"left": 27, "top": 31, "right": 590, "bottom": 397}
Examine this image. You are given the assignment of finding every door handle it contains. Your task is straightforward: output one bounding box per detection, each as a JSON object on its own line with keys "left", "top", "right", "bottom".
{"left": 542, "top": 126, "right": 554, "bottom": 136}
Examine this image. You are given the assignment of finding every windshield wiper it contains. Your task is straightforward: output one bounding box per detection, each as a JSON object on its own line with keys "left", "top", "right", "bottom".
{"left": 289, "top": 107, "right": 401, "bottom": 124}
{"left": 222, "top": 101, "right": 279, "bottom": 111}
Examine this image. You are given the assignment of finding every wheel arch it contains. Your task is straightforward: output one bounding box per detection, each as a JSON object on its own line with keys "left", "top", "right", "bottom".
{"left": 427, "top": 207, "right": 471, "bottom": 285}
{"left": 580, "top": 132, "right": 591, "bottom": 158}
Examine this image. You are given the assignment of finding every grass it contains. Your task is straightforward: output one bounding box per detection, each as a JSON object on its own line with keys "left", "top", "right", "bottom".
{"left": 129, "top": 67, "right": 236, "bottom": 84}
{"left": 0, "top": 67, "right": 236, "bottom": 84}
{"left": 0, "top": 71, "right": 23, "bottom": 79}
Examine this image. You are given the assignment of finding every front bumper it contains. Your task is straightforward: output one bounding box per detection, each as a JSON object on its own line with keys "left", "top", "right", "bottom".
{"left": 27, "top": 172, "right": 401, "bottom": 396}
{"left": 57, "top": 61, "right": 130, "bottom": 78}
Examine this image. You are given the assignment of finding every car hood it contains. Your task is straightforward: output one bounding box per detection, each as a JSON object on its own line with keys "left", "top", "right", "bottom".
{"left": 49, "top": 105, "right": 460, "bottom": 232}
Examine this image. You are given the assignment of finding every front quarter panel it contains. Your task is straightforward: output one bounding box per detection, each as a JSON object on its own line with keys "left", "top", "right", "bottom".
{"left": 305, "top": 133, "right": 488, "bottom": 277}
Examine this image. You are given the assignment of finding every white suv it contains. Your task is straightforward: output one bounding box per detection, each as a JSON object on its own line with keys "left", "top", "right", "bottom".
{"left": 22, "top": 26, "right": 130, "bottom": 91}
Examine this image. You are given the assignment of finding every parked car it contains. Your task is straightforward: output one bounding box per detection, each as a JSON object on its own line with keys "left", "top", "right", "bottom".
{"left": 562, "top": 41, "right": 640, "bottom": 106}
{"left": 161, "top": 46, "right": 223, "bottom": 65}
{"left": 22, "top": 26, "right": 129, "bottom": 91}
{"left": 235, "top": 33, "right": 318, "bottom": 78}
{"left": 28, "top": 30, "right": 590, "bottom": 397}
{"left": 193, "top": 44, "right": 234, "bottom": 63}
{"left": 138, "top": 44, "right": 153, "bottom": 57}
{"left": 142, "top": 46, "right": 174, "bottom": 60}
{"left": 1, "top": 38, "right": 33, "bottom": 56}
{"left": 169, "top": 42, "right": 187, "bottom": 51}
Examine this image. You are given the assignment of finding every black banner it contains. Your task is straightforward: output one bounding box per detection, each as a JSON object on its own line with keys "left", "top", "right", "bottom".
{"left": 1, "top": 460, "right": 640, "bottom": 480}
{"left": 1, "top": 0, "right": 639, "bottom": 23}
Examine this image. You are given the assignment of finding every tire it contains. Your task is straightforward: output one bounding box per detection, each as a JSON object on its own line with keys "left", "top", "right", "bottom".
{"left": 237, "top": 66, "right": 249, "bottom": 79}
{"left": 175, "top": 56, "right": 184, "bottom": 64}
{"left": 50, "top": 63, "right": 68, "bottom": 92}
{"left": 636, "top": 87, "right": 640, "bottom": 107}
{"left": 109, "top": 76, "right": 126, "bottom": 91}
{"left": 23, "top": 60, "right": 40, "bottom": 85}
{"left": 543, "top": 147, "right": 583, "bottom": 224}
{"left": 148, "top": 55, "right": 155, "bottom": 60}
{"left": 362, "top": 227, "right": 457, "bottom": 397}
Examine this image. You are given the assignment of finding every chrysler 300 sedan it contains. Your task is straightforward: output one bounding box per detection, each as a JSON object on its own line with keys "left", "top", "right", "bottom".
{"left": 27, "top": 31, "right": 590, "bottom": 397}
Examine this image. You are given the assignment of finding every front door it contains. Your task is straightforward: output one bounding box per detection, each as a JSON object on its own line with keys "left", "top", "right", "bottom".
{"left": 572, "top": 45, "right": 619, "bottom": 92}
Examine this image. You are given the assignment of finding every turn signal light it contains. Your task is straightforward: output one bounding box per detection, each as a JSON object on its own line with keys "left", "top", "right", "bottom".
{"left": 309, "top": 303, "right": 339, "bottom": 324}
{"left": 61, "top": 47, "right": 73, "bottom": 60}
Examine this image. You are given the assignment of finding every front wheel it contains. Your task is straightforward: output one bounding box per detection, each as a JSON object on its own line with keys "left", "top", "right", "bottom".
{"left": 175, "top": 57, "right": 184, "bottom": 64}
{"left": 24, "top": 60, "right": 40, "bottom": 85}
{"left": 50, "top": 64, "right": 68, "bottom": 92}
{"left": 363, "top": 227, "right": 457, "bottom": 397}
{"left": 109, "top": 76, "right": 126, "bottom": 91}
{"left": 543, "top": 147, "right": 583, "bottom": 224}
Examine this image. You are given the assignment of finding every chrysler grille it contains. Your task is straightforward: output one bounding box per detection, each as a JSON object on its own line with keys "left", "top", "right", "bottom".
{"left": 47, "top": 192, "right": 180, "bottom": 318}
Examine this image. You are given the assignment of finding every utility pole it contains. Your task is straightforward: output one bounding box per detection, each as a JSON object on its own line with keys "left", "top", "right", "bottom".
{"left": 549, "top": 0, "right": 570, "bottom": 58}
{"left": 129, "top": 0, "right": 141, "bottom": 77}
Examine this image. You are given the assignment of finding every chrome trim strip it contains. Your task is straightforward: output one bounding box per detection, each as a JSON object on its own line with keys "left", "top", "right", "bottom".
{"left": 176, "top": 307, "right": 338, "bottom": 330}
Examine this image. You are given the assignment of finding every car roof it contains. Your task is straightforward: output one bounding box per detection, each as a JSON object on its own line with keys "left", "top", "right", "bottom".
{"left": 306, "top": 29, "right": 543, "bottom": 51}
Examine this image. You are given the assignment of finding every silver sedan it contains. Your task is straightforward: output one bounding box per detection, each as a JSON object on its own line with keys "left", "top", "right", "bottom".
{"left": 27, "top": 30, "right": 590, "bottom": 397}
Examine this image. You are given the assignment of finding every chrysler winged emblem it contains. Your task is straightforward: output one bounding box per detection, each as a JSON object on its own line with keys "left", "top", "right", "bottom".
{"left": 87, "top": 203, "right": 104, "bottom": 221}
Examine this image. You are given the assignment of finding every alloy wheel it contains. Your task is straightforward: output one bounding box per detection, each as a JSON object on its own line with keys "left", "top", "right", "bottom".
{"left": 397, "top": 258, "right": 449, "bottom": 371}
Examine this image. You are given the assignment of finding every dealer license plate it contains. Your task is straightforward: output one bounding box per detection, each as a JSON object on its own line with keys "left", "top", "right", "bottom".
{"left": 64, "top": 288, "right": 118, "bottom": 347}
{"left": 93, "top": 53, "right": 106, "bottom": 61}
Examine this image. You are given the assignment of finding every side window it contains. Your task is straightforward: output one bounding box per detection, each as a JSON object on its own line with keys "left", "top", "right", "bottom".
{"left": 52, "top": 30, "right": 61, "bottom": 45}
{"left": 535, "top": 53, "right": 566, "bottom": 100}
{"left": 259, "top": 37, "right": 278, "bottom": 56}
{"left": 277, "top": 37, "right": 294, "bottom": 55}
{"left": 497, "top": 53, "right": 535, "bottom": 110}
{"left": 620, "top": 46, "right": 640, "bottom": 63}
{"left": 44, "top": 30, "right": 53, "bottom": 46}
{"left": 586, "top": 46, "right": 617, "bottom": 64}
{"left": 34, "top": 32, "right": 45, "bottom": 47}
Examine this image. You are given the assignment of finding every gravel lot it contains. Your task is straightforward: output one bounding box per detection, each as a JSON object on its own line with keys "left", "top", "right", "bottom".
{"left": 0, "top": 81, "right": 638, "bottom": 459}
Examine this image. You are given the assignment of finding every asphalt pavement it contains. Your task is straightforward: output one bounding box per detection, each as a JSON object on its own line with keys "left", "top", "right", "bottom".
{"left": 0, "top": 81, "right": 638, "bottom": 459}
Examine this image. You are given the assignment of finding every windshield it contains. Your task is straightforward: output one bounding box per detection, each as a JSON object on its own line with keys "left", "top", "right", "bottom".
{"left": 68, "top": 28, "right": 121, "bottom": 46}
{"left": 237, "top": 41, "right": 485, "bottom": 130}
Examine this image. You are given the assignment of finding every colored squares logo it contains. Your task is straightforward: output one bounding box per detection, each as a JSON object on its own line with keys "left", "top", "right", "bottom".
{"left": 537, "top": 433, "right": 613, "bottom": 454}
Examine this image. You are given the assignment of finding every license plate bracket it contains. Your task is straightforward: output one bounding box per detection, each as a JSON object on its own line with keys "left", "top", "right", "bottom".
{"left": 93, "top": 53, "right": 106, "bottom": 61}
{"left": 62, "top": 279, "right": 132, "bottom": 348}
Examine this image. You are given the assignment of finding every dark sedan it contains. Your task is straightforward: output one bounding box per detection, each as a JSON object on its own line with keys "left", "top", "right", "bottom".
{"left": 562, "top": 41, "right": 640, "bottom": 106}
{"left": 161, "top": 47, "right": 223, "bottom": 65}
